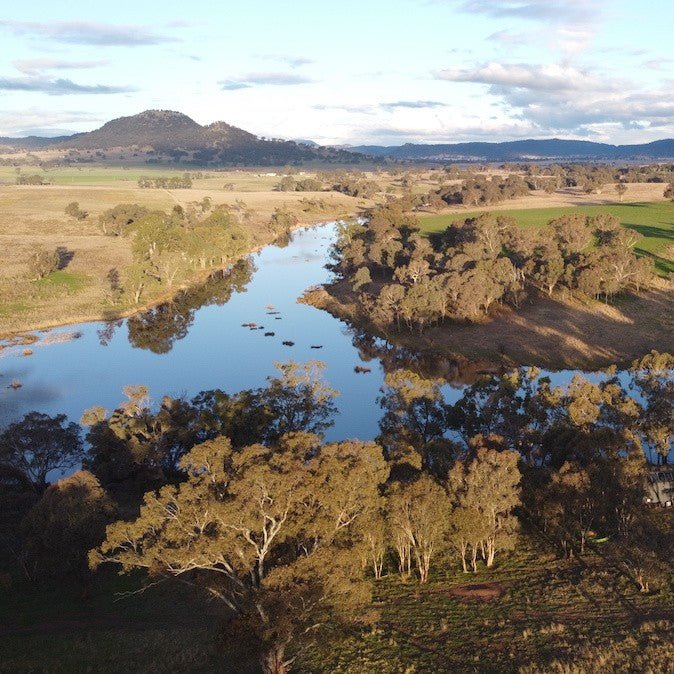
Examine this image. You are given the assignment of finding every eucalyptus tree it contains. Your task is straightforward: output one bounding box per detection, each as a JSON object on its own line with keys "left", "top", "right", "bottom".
{"left": 92, "top": 435, "right": 388, "bottom": 674}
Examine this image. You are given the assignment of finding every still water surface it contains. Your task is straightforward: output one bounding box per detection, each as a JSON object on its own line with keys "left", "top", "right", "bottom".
{"left": 0, "top": 223, "right": 599, "bottom": 438}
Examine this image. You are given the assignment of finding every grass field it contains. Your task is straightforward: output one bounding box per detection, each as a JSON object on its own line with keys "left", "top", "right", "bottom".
{"left": 1, "top": 531, "right": 672, "bottom": 673}
{"left": 419, "top": 202, "right": 674, "bottom": 275}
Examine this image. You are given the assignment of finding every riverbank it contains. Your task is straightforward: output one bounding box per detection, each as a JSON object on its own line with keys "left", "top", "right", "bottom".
{"left": 302, "top": 276, "right": 674, "bottom": 371}
{"left": 0, "top": 216, "right": 347, "bottom": 340}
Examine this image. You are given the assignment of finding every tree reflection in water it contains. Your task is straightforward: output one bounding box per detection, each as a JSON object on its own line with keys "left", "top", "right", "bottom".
{"left": 98, "top": 258, "right": 255, "bottom": 354}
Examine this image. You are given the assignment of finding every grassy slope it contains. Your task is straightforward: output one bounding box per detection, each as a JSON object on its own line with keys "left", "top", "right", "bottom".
{"left": 419, "top": 202, "right": 674, "bottom": 275}
{"left": 1, "top": 534, "right": 672, "bottom": 673}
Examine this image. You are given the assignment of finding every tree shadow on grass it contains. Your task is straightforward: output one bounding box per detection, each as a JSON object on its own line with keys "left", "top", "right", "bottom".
{"left": 56, "top": 247, "right": 74, "bottom": 270}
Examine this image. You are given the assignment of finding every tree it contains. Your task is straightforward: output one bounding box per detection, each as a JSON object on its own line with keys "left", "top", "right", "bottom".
{"left": 531, "top": 240, "right": 565, "bottom": 296}
{"left": 269, "top": 207, "right": 298, "bottom": 236}
{"left": 0, "top": 412, "right": 83, "bottom": 494}
{"left": 664, "top": 181, "right": 674, "bottom": 201}
{"left": 446, "top": 506, "right": 490, "bottom": 573}
{"left": 261, "top": 361, "right": 339, "bottom": 441}
{"left": 377, "top": 369, "right": 452, "bottom": 474}
{"left": 21, "top": 470, "right": 116, "bottom": 579}
{"left": 352, "top": 266, "right": 371, "bottom": 291}
{"left": 543, "top": 461, "right": 595, "bottom": 556}
{"left": 98, "top": 203, "right": 149, "bottom": 236}
{"left": 387, "top": 475, "right": 452, "bottom": 582}
{"left": 83, "top": 386, "right": 201, "bottom": 486}
{"left": 28, "top": 247, "right": 59, "bottom": 280}
{"left": 550, "top": 215, "right": 592, "bottom": 256}
{"left": 447, "top": 446, "right": 521, "bottom": 568}
{"left": 629, "top": 351, "right": 674, "bottom": 464}
{"left": 92, "top": 435, "right": 388, "bottom": 673}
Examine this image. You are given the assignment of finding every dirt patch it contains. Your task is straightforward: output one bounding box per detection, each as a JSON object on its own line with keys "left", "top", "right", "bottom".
{"left": 447, "top": 582, "right": 505, "bottom": 602}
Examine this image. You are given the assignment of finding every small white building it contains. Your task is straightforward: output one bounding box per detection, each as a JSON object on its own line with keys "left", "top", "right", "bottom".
{"left": 644, "top": 468, "right": 674, "bottom": 506}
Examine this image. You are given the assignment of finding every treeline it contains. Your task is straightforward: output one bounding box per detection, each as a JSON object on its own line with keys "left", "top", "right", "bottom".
{"left": 137, "top": 174, "right": 193, "bottom": 189}
{"left": 0, "top": 353, "right": 671, "bottom": 670}
{"left": 332, "top": 203, "right": 653, "bottom": 333}
{"left": 275, "top": 175, "right": 323, "bottom": 192}
{"left": 434, "top": 173, "right": 531, "bottom": 208}
{"left": 498, "top": 162, "right": 674, "bottom": 190}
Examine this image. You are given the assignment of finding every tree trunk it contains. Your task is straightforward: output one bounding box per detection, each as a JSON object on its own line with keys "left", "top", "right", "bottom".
{"left": 486, "top": 538, "right": 496, "bottom": 568}
{"left": 261, "top": 644, "right": 290, "bottom": 674}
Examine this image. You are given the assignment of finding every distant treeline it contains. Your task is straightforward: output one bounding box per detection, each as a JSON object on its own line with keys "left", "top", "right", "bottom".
{"left": 137, "top": 174, "right": 192, "bottom": 189}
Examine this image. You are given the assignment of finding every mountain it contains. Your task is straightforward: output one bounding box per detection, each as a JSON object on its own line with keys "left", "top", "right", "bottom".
{"left": 349, "top": 138, "right": 674, "bottom": 162}
{"left": 0, "top": 110, "right": 360, "bottom": 166}
{"left": 4, "top": 113, "right": 674, "bottom": 165}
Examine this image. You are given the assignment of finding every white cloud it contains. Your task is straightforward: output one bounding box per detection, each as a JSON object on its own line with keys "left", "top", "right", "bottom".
{"left": 436, "top": 58, "right": 674, "bottom": 138}
{"left": 221, "top": 72, "right": 314, "bottom": 90}
{"left": 13, "top": 59, "right": 109, "bottom": 75}
{"left": 0, "top": 109, "right": 100, "bottom": 136}
{"left": 0, "top": 20, "right": 180, "bottom": 46}
{"left": 0, "top": 76, "right": 134, "bottom": 95}
{"left": 436, "top": 62, "right": 616, "bottom": 93}
{"left": 450, "top": 0, "right": 607, "bottom": 54}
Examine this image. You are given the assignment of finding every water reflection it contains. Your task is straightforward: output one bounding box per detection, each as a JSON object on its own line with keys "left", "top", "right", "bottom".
{"left": 349, "top": 331, "right": 501, "bottom": 387}
{"left": 0, "top": 222, "right": 668, "bottom": 457}
{"left": 100, "top": 259, "right": 255, "bottom": 354}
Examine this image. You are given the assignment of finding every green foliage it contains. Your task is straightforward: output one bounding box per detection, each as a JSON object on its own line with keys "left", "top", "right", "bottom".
{"left": 269, "top": 206, "right": 299, "bottom": 236}
{"left": 16, "top": 174, "right": 47, "bottom": 185}
{"left": 120, "top": 204, "right": 251, "bottom": 303}
{"left": 137, "top": 175, "right": 192, "bottom": 189}
{"left": 335, "top": 203, "right": 657, "bottom": 335}
{"left": 0, "top": 412, "right": 83, "bottom": 494}
{"left": 92, "top": 434, "right": 388, "bottom": 670}
{"left": 420, "top": 201, "right": 674, "bottom": 276}
{"left": 98, "top": 203, "right": 149, "bottom": 236}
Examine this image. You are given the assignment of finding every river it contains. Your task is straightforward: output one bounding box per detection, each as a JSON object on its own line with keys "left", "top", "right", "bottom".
{"left": 0, "top": 222, "right": 626, "bottom": 441}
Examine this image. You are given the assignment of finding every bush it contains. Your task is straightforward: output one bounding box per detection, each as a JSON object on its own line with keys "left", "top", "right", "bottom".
{"left": 16, "top": 174, "right": 47, "bottom": 185}
{"left": 64, "top": 201, "right": 88, "bottom": 220}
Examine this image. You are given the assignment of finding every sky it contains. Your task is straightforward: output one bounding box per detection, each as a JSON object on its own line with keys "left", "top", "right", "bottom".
{"left": 1, "top": 0, "right": 673, "bottom": 146}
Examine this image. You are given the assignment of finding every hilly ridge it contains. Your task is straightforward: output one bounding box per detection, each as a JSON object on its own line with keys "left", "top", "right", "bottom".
{"left": 350, "top": 138, "right": 674, "bottom": 162}
{"left": 0, "top": 110, "right": 360, "bottom": 166}
{"left": 3, "top": 111, "right": 674, "bottom": 164}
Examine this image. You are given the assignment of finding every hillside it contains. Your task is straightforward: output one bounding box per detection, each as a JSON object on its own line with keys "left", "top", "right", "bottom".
{"left": 0, "top": 110, "right": 361, "bottom": 166}
{"left": 350, "top": 138, "right": 674, "bottom": 162}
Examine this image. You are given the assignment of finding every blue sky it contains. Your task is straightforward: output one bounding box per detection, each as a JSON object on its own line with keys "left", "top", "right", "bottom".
{"left": 1, "top": 0, "right": 673, "bottom": 145}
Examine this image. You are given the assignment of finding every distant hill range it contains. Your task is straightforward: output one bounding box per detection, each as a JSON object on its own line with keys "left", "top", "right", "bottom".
{"left": 3, "top": 111, "right": 674, "bottom": 165}
{"left": 0, "top": 110, "right": 360, "bottom": 166}
{"left": 349, "top": 138, "right": 674, "bottom": 162}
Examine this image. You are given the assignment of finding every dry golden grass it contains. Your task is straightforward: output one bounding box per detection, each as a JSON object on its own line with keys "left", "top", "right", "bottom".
{"left": 0, "top": 169, "right": 369, "bottom": 336}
